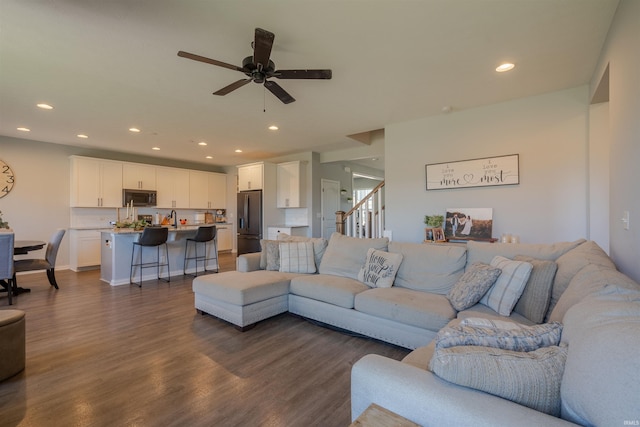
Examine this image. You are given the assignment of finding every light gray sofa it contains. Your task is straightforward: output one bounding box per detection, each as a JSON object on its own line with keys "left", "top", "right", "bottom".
{"left": 192, "top": 233, "right": 640, "bottom": 425}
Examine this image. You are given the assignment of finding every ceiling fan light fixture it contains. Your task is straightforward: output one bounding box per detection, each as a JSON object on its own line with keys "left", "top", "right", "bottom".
{"left": 496, "top": 63, "right": 515, "bottom": 72}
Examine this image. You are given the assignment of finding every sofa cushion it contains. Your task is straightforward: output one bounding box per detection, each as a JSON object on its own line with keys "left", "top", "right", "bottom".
{"left": 560, "top": 285, "right": 640, "bottom": 426}
{"left": 549, "top": 263, "right": 639, "bottom": 323}
{"left": 277, "top": 233, "right": 328, "bottom": 269}
{"left": 357, "top": 248, "right": 403, "bottom": 288}
{"left": 435, "top": 318, "right": 562, "bottom": 352}
{"left": 290, "top": 274, "right": 369, "bottom": 309}
{"left": 192, "top": 270, "right": 295, "bottom": 305}
{"left": 465, "top": 239, "right": 585, "bottom": 270}
{"left": 547, "top": 240, "right": 615, "bottom": 321}
{"left": 457, "top": 303, "right": 535, "bottom": 326}
{"left": 447, "top": 263, "right": 501, "bottom": 311}
{"left": 389, "top": 241, "right": 467, "bottom": 294}
{"left": 354, "top": 287, "right": 456, "bottom": 331}
{"left": 479, "top": 256, "right": 532, "bottom": 316}
{"left": 279, "top": 241, "right": 316, "bottom": 274}
{"left": 430, "top": 344, "right": 568, "bottom": 416}
{"left": 512, "top": 256, "right": 557, "bottom": 324}
{"left": 318, "top": 233, "right": 388, "bottom": 280}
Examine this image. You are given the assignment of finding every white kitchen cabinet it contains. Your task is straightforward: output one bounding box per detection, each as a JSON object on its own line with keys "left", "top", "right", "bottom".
{"left": 69, "top": 229, "right": 102, "bottom": 271}
{"left": 189, "top": 171, "right": 227, "bottom": 209}
{"left": 216, "top": 225, "right": 233, "bottom": 251}
{"left": 267, "top": 226, "right": 309, "bottom": 241}
{"left": 277, "top": 161, "right": 305, "bottom": 208}
{"left": 238, "top": 163, "right": 263, "bottom": 191}
{"left": 123, "top": 163, "right": 156, "bottom": 190}
{"left": 70, "top": 156, "right": 123, "bottom": 207}
{"left": 156, "top": 166, "right": 190, "bottom": 208}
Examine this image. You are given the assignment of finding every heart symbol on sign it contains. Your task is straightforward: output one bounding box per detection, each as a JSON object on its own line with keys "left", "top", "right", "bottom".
{"left": 463, "top": 174, "right": 474, "bottom": 183}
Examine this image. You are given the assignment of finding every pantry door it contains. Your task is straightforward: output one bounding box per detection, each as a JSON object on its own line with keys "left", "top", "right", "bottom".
{"left": 321, "top": 179, "right": 340, "bottom": 239}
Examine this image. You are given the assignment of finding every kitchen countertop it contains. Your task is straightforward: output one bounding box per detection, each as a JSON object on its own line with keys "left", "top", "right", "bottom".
{"left": 268, "top": 225, "right": 309, "bottom": 228}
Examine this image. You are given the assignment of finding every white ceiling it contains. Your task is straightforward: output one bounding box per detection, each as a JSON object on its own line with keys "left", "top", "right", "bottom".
{"left": 0, "top": 0, "right": 618, "bottom": 168}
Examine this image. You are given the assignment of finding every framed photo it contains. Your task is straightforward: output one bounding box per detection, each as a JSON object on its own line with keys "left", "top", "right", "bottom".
{"left": 445, "top": 208, "right": 493, "bottom": 240}
{"left": 426, "top": 154, "right": 519, "bottom": 190}
{"left": 433, "top": 227, "right": 445, "bottom": 242}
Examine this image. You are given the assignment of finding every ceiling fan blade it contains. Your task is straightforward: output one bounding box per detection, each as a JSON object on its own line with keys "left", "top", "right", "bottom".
{"left": 178, "top": 51, "right": 244, "bottom": 72}
{"left": 264, "top": 80, "right": 295, "bottom": 104}
{"left": 213, "top": 79, "right": 252, "bottom": 96}
{"left": 275, "top": 69, "right": 332, "bottom": 79}
{"left": 253, "top": 28, "right": 275, "bottom": 69}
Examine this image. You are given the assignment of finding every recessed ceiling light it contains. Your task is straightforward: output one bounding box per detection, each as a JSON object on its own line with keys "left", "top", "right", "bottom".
{"left": 371, "top": 158, "right": 378, "bottom": 161}
{"left": 129, "top": 127, "right": 141, "bottom": 133}
{"left": 205, "top": 156, "right": 213, "bottom": 159}
{"left": 77, "top": 134, "right": 89, "bottom": 139}
{"left": 152, "top": 147, "right": 160, "bottom": 151}
{"left": 235, "top": 149, "right": 243, "bottom": 153}
{"left": 496, "top": 63, "right": 515, "bottom": 72}
{"left": 268, "top": 125, "right": 279, "bottom": 131}
{"left": 37, "top": 103, "right": 53, "bottom": 110}
{"left": 198, "top": 141, "right": 207, "bottom": 146}
{"left": 17, "top": 127, "right": 30, "bottom": 132}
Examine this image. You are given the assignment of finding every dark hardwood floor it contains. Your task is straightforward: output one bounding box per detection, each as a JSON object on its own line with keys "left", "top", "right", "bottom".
{"left": 0, "top": 252, "right": 409, "bottom": 427}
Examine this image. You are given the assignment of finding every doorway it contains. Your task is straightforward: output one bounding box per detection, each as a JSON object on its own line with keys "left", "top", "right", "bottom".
{"left": 321, "top": 179, "right": 340, "bottom": 238}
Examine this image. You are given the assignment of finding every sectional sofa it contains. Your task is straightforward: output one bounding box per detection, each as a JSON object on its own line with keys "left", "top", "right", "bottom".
{"left": 192, "top": 232, "right": 640, "bottom": 426}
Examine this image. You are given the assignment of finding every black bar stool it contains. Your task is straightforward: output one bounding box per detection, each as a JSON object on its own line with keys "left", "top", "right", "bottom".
{"left": 183, "top": 225, "right": 218, "bottom": 276}
{"left": 130, "top": 226, "right": 170, "bottom": 287}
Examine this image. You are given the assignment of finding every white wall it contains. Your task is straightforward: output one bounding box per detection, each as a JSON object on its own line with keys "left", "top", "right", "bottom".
{"left": 591, "top": 0, "right": 640, "bottom": 282}
{"left": 385, "top": 87, "right": 590, "bottom": 244}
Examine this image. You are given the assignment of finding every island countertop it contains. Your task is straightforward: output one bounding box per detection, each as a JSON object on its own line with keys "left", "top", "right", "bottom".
{"left": 100, "top": 227, "right": 218, "bottom": 286}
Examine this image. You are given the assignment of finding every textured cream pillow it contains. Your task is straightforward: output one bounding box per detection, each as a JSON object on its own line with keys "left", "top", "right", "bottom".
{"left": 357, "top": 248, "right": 403, "bottom": 288}
{"left": 480, "top": 256, "right": 533, "bottom": 316}
{"left": 279, "top": 241, "right": 316, "bottom": 274}
{"left": 430, "top": 344, "right": 568, "bottom": 416}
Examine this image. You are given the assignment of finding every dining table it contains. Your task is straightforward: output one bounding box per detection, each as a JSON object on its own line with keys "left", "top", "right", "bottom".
{"left": 0, "top": 240, "right": 46, "bottom": 300}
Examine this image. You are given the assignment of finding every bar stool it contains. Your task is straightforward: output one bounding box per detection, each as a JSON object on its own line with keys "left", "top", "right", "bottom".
{"left": 130, "top": 226, "right": 170, "bottom": 287}
{"left": 183, "top": 225, "right": 218, "bottom": 276}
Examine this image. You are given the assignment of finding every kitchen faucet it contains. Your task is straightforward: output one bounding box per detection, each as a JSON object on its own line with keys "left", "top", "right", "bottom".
{"left": 170, "top": 210, "right": 177, "bottom": 228}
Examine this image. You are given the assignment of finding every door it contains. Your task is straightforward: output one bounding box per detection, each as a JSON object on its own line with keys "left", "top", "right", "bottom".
{"left": 321, "top": 179, "right": 340, "bottom": 238}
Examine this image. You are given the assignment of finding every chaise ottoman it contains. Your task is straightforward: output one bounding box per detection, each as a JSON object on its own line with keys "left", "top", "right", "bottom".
{"left": 0, "top": 309, "right": 26, "bottom": 381}
{"left": 192, "top": 271, "right": 299, "bottom": 330}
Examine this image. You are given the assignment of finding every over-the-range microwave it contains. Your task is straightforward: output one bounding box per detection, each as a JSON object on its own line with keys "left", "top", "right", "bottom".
{"left": 123, "top": 189, "right": 157, "bottom": 207}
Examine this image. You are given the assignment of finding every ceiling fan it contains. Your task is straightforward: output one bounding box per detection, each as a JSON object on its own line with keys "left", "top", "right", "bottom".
{"left": 178, "top": 28, "right": 332, "bottom": 104}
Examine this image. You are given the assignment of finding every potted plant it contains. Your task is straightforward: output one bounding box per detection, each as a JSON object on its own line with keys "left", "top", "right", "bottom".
{"left": 424, "top": 214, "right": 444, "bottom": 228}
{"left": 0, "top": 210, "right": 9, "bottom": 230}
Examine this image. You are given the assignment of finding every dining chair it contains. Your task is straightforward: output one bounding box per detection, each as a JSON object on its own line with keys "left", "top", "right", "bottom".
{"left": 130, "top": 226, "right": 170, "bottom": 287}
{"left": 183, "top": 225, "right": 218, "bottom": 276}
{"left": 0, "top": 232, "right": 16, "bottom": 305}
{"left": 13, "top": 229, "right": 66, "bottom": 290}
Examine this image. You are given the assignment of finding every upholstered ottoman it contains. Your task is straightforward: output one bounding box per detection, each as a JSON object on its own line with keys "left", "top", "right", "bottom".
{"left": 0, "top": 309, "right": 26, "bottom": 381}
{"left": 192, "top": 271, "right": 300, "bottom": 330}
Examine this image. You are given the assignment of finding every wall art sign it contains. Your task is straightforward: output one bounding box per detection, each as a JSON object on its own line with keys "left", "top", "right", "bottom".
{"left": 425, "top": 154, "right": 519, "bottom": 190}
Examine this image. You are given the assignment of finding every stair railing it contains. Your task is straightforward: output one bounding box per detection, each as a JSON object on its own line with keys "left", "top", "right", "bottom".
{"left": 336, "top": 181, "right": 385, "bottom": 238}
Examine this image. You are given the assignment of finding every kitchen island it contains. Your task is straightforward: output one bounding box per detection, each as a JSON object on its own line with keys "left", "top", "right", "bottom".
{"left": 101, "top": 226, "right": 218, "bottom": 286}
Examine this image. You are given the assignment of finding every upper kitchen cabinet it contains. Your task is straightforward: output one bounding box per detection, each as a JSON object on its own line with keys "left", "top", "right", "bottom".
{"left": 156, "top": 166, "right": 190, "bottom": 208}
{"left": 70, "top": 156, "right": 123, "bottom": 207}
{"left": 123, "top": 163, "right": 156, "bottom": 190}
{"left": 189, "top": 171, "right": 227, "bottom": 209}
{"left": 237, "top": 163, "right": 263, "bottom": 191}
{"left": 277, "top": 161, "right": 306, "bottom": 208}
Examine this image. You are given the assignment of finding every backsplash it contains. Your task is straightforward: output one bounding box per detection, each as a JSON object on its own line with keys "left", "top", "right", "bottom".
{"left": 283, "top": 208, "right": 308, "bottom": 226}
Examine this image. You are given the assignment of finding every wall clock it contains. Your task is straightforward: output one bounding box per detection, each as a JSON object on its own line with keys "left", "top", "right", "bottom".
{"left": 0, "top": 159, "right": 15, "bottom": 198}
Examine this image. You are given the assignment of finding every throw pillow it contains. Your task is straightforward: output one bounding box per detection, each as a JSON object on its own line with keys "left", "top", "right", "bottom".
{"left": 429, "top": 343, "right": 568, "bottom": 416}
{"left": 279, "top": 241, "right": 316, "bottom": 274}
{"left": 277, "top": 233, "right": 329, "bottom": 269}
{"left": 479, "top": 256, "right": 533, "bottom": 316}
{"left": 446, "top": 263, "right": 501, "bottom": 311}
{"left": 512, "top": 256, "right": 558, "bottom": 324}
{"left": 357, "top": 248, "right": 403, "bottom": 288}
{"left": 435, "top": 317, "right": 563, "bottom": 352}
{"left": 259, "top": 240, "right": 281, "bottom": 271}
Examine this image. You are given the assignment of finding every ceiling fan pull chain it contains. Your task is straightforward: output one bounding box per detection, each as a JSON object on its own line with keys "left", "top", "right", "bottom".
{"left": 263, "top": 87, "right": 267, "bottom": 112}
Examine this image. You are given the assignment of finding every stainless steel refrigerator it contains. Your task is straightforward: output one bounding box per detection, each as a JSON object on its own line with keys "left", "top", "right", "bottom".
{"left": 237, "top": 190, "right": 263, "bottom": 255}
